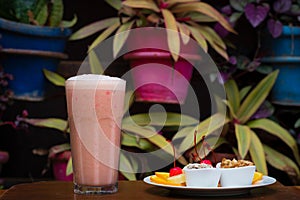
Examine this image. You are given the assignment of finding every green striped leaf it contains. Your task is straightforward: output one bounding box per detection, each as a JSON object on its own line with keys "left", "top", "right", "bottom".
{"left": 237, "top": 70, "right": 279, "bottom": 123}
{"left": 177, "top": 22, "right": 190, "bottom": 45}
{"left": 89, "top": 49, "right": 104, "bottom": 74}
{"left": 88, "top": 21, "right": 121, "bottom": 51}
{"left": 69, "top": 17, "right": 119, "bottom": 40}
{"left": 162, "top": 9, "right": 180, "bottom": 62}
{"left": 171, "top": 2, "right": 236, "bottom": 33}
{"left": 119, "top": 151, "right": 137, "bottom": 180}
{"left": 190, "top": 23, "right": 228, "bottom": 60}
{"left": 179, "top": 113, "right": 228, "bottom": 152}
{"left": 263, "top": 144, "right": 299, "bottom": 177}
{"left": 122, "top": 112, "right": 198, "bottom": 127}
{"left": 113, "top": 20, "right": 135, "bottom": 58}
{"left": 186, "top": 25, "right": 207, "bottom": 52}
{"left": 105, "top": 0, "right": 122, "bottom": 10}
{"left": 249, "top": 130, "right": 268, "bottom": 175}
{"left": 66, "top": 157, "right": 73, "bottom": 176}
{"left": 225, "top": 79, "right": 240, "bottom": 114}
{"left": 239, "top": 85, "right": 252, "bottom": 101}
{"left": 121, "top": 132, "right": 155, "bottom": 151}
{"left": 247, "top": 118, "right": 300, "bottom": 165}
{"left": 24, "top": 118, "right": 68, "bottom": 132}
{"left": 122, "top": 0, "right": 160, "bottom": 12}
{"left": 43, "top": 69, "right": 65, "bottom": 87}
{"left": 234, "top": 124, "right": 251, "bottom": 159}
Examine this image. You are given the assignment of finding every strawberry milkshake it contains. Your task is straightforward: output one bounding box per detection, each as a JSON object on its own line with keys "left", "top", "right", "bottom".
{"left": 66, "top": 74, "right": 126, "bottom": 194}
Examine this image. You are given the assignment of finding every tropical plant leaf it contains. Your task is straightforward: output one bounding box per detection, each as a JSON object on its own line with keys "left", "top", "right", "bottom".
{"left": 237, "top": 70, "right": 278, "bottom": 123}
{"left": 162, "top": 9, "right": 180, "bottom": 62}
{"left": 225, "top": 79, "right": 240, "bottom": 113}
{"left": 177, "top": 22, "right": 190, "bottom": 45}
{"left": 189, "top": 23, "right": 228, "bottom": 60}
{"left": 69, "top": 17, "right": 120, "bottom": 40}
{"left": 171, "top": 2, "right": 236, "bottom": 33}
{"left": 186, "top": 12, "right": 216, "bottom": 22}
{"left": 122, "top": 123, "right": 172, "bottom": 153}
{"left": 49, "top": 143, "right": 71, "bottom": 157}
{"left": 105, "top": 0, "right": 122, "bottom": 10}
{"left": 121, "top": 132, "right": 155, "bottom": 151}
{"left": 88, "top": 21, "right": 121, "bottom": 51}
{"left": 263, "top": 144, "right": 300, "bottom": 177}
{"left": 247, "top": 118, "right": 300, "bottom": 165}
{"left": 239, "top": 85, "right": 252, "bottom": 101}
{"left": 123, "top": 90, "right": 134, "bottom": 115}
{"left": 43, "top": 69, "right": 65, "bottom": 87}
{"left": 295, "top": 118, "right": 300, "bottom": 128}
{"left": 234, "top": 124, "right": 251, "bottom": 159}
{"left": 119, "top": 151, "right": 137, "bottom": 180}
{"left": 166, "top": 0, "right": 199, "bottom": 5}
{"left": 223, "top": 100, "right": 237, "bottom": 119}
{"left": 48, "top": 0, "right": 63, "bottom": 27}
{"left": 113, "top": 20, "right": 135, "bottom": 58}
{"left": 122, "top": 0, "right": 160, "bottom": 12}
{"left": 249, "top": 130, "right": 268, "bottom": 175}
{"left": 89, "top": 49, "right": 104, "bottom": 74}
{"left": 122, "top": 112, "right": 198, "bottom": 127}
{"left": 66, "top": 157, "right": 73, "bottom": 176}
{"left": 62, "top": 15, "right": 77, "bottom": 28}
{"left": 186, "top": 25, "right": 208, "bottom": 52}
{"left": 23, "top": 118, "right": 68, "bottom": 132}
{"left": 179, "top": 113, "right": 229, "bottom": 152}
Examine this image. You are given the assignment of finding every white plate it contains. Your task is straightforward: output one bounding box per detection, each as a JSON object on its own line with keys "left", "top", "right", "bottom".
{"left": 143, "top": 175, "right": 276, "bottom": 196}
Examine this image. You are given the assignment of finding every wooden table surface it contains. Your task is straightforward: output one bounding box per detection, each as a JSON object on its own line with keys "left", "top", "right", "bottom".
{"left": 0, "top": 181, "right": 299, "bottom": 200}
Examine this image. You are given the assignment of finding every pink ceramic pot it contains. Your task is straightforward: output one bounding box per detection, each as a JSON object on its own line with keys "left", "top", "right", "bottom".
{"left": 50, "top": 151, "right": 73, "bottom": 181}
{"left": 124, "top": 28, "right": 201, "bottom": 104}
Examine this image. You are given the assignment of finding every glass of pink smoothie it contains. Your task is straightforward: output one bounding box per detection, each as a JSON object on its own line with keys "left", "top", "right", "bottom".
{"left": 65, "top": 74, "right": 126, "bottom": 194}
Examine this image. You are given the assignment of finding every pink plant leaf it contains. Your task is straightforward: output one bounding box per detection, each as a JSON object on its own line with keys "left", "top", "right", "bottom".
{"left": 245, "top": 3, "right": 269, "bottom": 27}
{"left": 267, "top": 19, "right": 283, "bottom": 38}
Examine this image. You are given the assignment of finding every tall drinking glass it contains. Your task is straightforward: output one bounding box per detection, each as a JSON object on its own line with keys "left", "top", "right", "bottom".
{"left": 65, "top": 74, "right": 126, "bottom": 194}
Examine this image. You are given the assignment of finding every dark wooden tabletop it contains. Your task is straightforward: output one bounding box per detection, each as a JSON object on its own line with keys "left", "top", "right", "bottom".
{"left": 0, "top": 181, "right": 299, "bottom": 200}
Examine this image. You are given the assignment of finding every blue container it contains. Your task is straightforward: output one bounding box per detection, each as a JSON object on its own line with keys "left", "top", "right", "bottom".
{"left": 262, "top": 56, "right": 300, "bottom": 106}
{"left": 261, "top": 26, "right": 300, "bottom": 57}
{"left": 0, "top": 18, "right": 71, "bottom": 100}
{"left": 0, "top": 17, "right": 71, "bottom": 52}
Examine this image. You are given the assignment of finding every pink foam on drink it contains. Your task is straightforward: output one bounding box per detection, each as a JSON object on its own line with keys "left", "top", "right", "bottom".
{"left": 66, "top": 74, "right": 126, "bottom": 187}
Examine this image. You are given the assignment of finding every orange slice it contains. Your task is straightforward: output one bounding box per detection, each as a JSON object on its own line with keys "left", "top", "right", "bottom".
{"left": 150, "top": 175, "right": 182, "bottom": 186}
{"left": 167, "top": 173, "right": 186, "bottom": 184}
{"left": 155, "top": 172, "right": 170, "bottom": 180}
{"left": 252, "top": 172, "right": 263, "bottom": 184}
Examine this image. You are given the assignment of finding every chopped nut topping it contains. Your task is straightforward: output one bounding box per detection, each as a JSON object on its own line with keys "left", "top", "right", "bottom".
{"left": 220, "top": 158, "right": 254, "bottom": 168}
{"left": 186, "top": 163, "right": 213, "bottom": 169}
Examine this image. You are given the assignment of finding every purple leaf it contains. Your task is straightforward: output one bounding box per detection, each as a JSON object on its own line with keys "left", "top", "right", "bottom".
{"left": 221, "top": 5, "right": 233, "bottom": 15}
{"left": 267, "top": 19, "right": 283, "bottom": 38}
{"left": 214, "top": 22, "right": 229, "bottom": 38}
{"left": 245, "top": 3, "right": 269, "bottom": 27}
{"left": 250, "top": 101, "right": 274, "bottom": 120}
{"left": 229, "top": 56, "right": 237, "bottom": 65}
{"left": 273, "top": 0, "right": 292, "bottom": 13}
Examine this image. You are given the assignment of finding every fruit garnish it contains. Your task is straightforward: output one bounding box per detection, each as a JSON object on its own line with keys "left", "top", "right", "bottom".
{"left": 200, "top": 159, "right": 212, "bottom": 165}
{"left": 252, "top": 172, "right": 263, "bottom": 184}
{"left": 170, "top": 167, "right": 183, "bottom": 177}
{"left": 167, "top": 174, "right": 186, "bottom": 185}
{"left": 150, "top": 175, "right": 183, "bottom": 186}
{"left": 155, "top": 172, "right": 170, "bottom": 180}
{"left": 169, "top": 140, "right": 183, "bottom": 177}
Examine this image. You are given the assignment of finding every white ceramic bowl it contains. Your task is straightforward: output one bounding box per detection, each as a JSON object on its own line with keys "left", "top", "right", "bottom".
{"left": 183, "top": 164, "right": 221, "bottom": 187}
{"left": 216, "top": 163, "right": 256, "bottom": 187}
